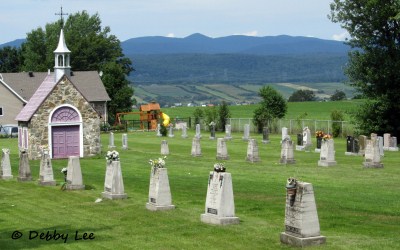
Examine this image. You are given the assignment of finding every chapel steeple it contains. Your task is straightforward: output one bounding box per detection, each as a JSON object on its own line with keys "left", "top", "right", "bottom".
{"left": 54, "top": 7, "right": 71, "bottom": 82}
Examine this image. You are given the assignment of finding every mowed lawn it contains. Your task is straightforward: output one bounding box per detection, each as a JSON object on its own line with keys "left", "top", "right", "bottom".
{"left": 0, "top": 131, "right": 399, "bottom": 249}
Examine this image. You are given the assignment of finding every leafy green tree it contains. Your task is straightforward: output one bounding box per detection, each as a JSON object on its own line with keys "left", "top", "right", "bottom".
{"left": 0, "top": 46, "right": 22, "bottom": 72}
{"left": 218, "top": 101, "right": 231, "bottom": 131}
{"left": 253, "top": 86, "right": 287, "bottom": 133}
{"left": 193, "top": 107, "right": 204, "bottom": 125}
{"left": 204, "top": 106, "right": 218, "bottom": 129}
{"left": 331, "top": 110, "right": 344, "bottom": 138}
{"left": 288, "top": 89, "right": 316, "bottom": 102}
{"left": 330, "top": 90, "right": 346, "bottom": 101}
{"left": 21, "top": 11, "right": 133, "bottom": 122}
{"left": 329, "top": 0, "right": 400, "bottom": 136}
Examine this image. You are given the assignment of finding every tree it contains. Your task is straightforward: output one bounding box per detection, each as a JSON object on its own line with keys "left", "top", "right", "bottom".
{"left": 330, "top": 90, "right": 346, "bottom": 101}
{"left": 0, "top": 46, "right": 22, "bottom": 72}
{"left": 288, "top": 89, "right": 316, "bottom": 102}
{"left": 329, "top": 0, "right": 400, "bottom": 136}
{"left": 204, "top": 106, "right": 218, "bottom": 129}
{"left": 21, "top": 11, "right": 133, "bottom": 122}
{"left": 218, "top": 101, "right": 231, "bottom": 131}
{"left": 253, "top": 86, "right": 287, "bottom": 133}
{"left": 331, "top": 110, "right": 344, "bottom": 137}
{"left": 193, "top": 107, "right": 204, "bottom": 125}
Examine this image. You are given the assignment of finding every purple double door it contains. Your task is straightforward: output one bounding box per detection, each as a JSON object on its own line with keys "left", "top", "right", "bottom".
{"left": 52, "top": 125, "right": 80, "bottom": 158}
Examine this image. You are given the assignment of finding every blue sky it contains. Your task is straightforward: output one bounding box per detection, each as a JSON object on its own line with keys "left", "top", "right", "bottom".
{"left": 0, "top": 0, "right": 348, "bottom": 44}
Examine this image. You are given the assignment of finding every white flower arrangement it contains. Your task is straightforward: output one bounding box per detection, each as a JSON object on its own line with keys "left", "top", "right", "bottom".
{"left": 149, "top": 156, "right": 167, "bottom": 168}
{"left": 286, "top": 177, "right": 297, "bottom": 188}
{"left": 61, "top": 167, "right": 67, "bottom": 174}
{"left": 213, "top": 162, "right": 226, "bottom": 172}
{"left": 106, "top": 150, "right": 120, "bottom": 162}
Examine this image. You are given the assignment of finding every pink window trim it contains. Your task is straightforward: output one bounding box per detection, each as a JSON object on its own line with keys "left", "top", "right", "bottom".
{"left": 51, "top": 106, "right": 80, "bottom": 123}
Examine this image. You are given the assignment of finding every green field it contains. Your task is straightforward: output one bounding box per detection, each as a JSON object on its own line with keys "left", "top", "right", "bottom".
{"left": 0, "top": 131, "right": 399, "bottom": 249}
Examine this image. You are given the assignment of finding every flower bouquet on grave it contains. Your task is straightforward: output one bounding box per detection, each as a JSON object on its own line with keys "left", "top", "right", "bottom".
{"left": 149, "top": 156, "right": 167, "bottom": 174}
{"left": 213, "top": 162, "right": 226, "bottom": 173}
{"left": 60, "top": 167, "right": 68, "bottom": 191}
{"left": 106, "top": 150, "right": 120, "bottom": 163}
{"left": 315, "top": 131, "right": 324, "bottom": 149}
{"left": 286, "top": 177, "right": 298, "bottom": 207}
{"left": 323, "top": 134, "right": 332, "bottom": 141}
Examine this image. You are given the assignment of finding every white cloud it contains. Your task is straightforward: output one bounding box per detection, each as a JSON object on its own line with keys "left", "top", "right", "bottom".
{"left": 166, "top": 33, "right": 175, "bottom": 38}
{"left": 234, "top": 30, "right": 258, "bottom": 36}
{"left": 332, "top": 31, "right": 349, "bottom": 41}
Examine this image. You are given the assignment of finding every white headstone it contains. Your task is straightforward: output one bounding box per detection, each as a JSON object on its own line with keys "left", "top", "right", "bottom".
{"left": 168, "top": 125, "right": 175, "bottom": 138}
{"left": 318, "top": 139, "right": 337, "bottom": 167}
{"left": 1, "top": 148, "right": 13, "bottom": 179}
{"left": 122, "top": 133, "right": 128, "bottom": 150}
{"left": 281, "top": 127, "right": 288, "bottom": 143}
{"left": 38, "top": 151, "right": 56, "bottom": 186}
{"left": 296, "top": 127, "right": 312, "bottom": 151}
{"left": 195, "top": 124, "right": 201, "bottom": 139}
{"left": 209, "top": 122, "right": 216, "bottom": 140}
{"left": 156, "top": 124, "right": 162, "bottom": 137}
{"left": 389, "top": 136, "right": 399, "bottom": 151}
{"left": 246, "top": 139, "right": 260, "bottom": 162}
{"left": 378, "top": 136, "right": 384, "bottom": 157}
{"left": 191, "top": 137, "right": 202, "bottom": 157}
{"left": 161, "top": 140, "right": 169, "bottom": 155}
{"left": 363, "top": 139, "right": 383, "bottom": 168}
{"left": 262, "top": 127, "right": 270, "bottom": 144}
{"left": 102, "top": 160, "right": 127, "bottom": 199}
{"left": 370, "top": 133, "right": 378, "bottom": 142}
{"left": 224, "top": 125, "right": 232, "bottom": 140}
{"left": 358, "top": 135, "right": 367, "bottom": 155}
{"left": 181, "top": 124, "right": 188, "bottom": 138}
{"left": 280, "top": 138, "right": 295, "bottom": 164}
{"left": 146, "top": 167, "right": 175, "bottom": 211}
{"left": 383, "top": 133, "right": 391, "bottom": 150}
{"left": 280, "top": 181, "right": 326, "bottom": 247}
{"left": 242, "top": 124, "right": 250, "bottom": 141}
{"left": 18, "top": 151, "right": 32, "bottom": 181}
{"left": 200, "top": 171, "right": 239, "bottom": 225}
{"left": 66, "top": 156, "right": 85, "bottom": 190}
{"left": 108, "top": 132, "right": 116, "bottom": 149}
{"left": 216, "top": 138, "right": 229, "bottom": 160}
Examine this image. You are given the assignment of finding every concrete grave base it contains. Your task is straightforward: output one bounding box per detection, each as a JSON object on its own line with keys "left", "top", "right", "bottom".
{"left": 388, "top": 147, "right": 399, "bottom": 151}
{"left": 66, "top": 184, "right": 85, "bottom": 190}
{"left": 363, "top": 162, "right": 384, "bottom": 168}
{"left": 280, "top": 232, "right": 326, "bottom": 247}
{"left": 39, "top": 180, "right": 56, "bottom": 186}
{"left": 102, "top": 191, "right": 127, "bottom": 200}
{"left": 262, "top": 140, "right": 270, "bottom": 144}
{"left": 200, "top": 214, "right": 239, "bottom": 225}
{"left": 314, "top": 148, "right": 321, "bottom": 153}
{"left": 344, "top": 152, "right": 359, "bottom": 156}
{"left": 296, "top": 145, "right": 305, "bottom": 151}
{"left": 318, "top": 160, "right": 337, "bottom": 167}
{"left": 17, "top": 177, "right": 32, "bottom": 182}
{"left": 280, "top": 159, "right": 296, "bottom": 164}
{"left": 1, "top": 175, "right": 13, "bottom": 180}
{"left": 146, "top": 203, "right": 175, "bottom": 211}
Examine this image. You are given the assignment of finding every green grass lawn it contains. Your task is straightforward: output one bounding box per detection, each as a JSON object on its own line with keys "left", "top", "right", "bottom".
{"left": 1, "top": 131, "right": 399, "bottom": 249}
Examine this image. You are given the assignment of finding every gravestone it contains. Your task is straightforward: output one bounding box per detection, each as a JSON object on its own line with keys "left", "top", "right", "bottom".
{"left": 315, "top": 137, "right": 322, "bottom": 153}
{"left": 296, "top": 127, "right": 312, "bottom": 151}
{"left": 370, "top": 133, "right": 378, "bottom": 142}
{"left": 102, "top": 160, "right": 127, "bottom": 199}
{"left": 383, "top": 133, "right": 391, "bottom": 150}
{"left": 363, "top": 139, "right": 383, "bottom": 168}
{"left": 181, "top": 124, "right": 188, "bottom": 138}
{"left": 168, "top": 125, "right": 174, "bottom": 138}
{"left": 224, "top": 124, "right": 232, "bottom": 140}
{"left": 122, "top": 133, "right": 128, "bottom": 150}
{"left": 281, "top": 127, "right": 288, "bottom": 143}
{"left": 280, "top": 137, "right": 296, "bottom": 164}
{"left": 246, "top": 139, "right": 260, "bottom": 163}
{"left": 156, "top": 124, "right": 162, "bottom": 137}
{"left": 146, "top": 167, "right": 175, "bottom": 211}
{"left": 296, "top": 133, "right": 303, "bottom": 147}
{"left": 161, "top": 140, "right": 170, "bottom": 155}
{"left": 191, "top": 137, "right": 202, "bottom": 157}
{"left": 195, "top": 124, "right": 201, "bottom": 139}
{"left": 318, "top": 139, "right": 337, "bottom": 167}
{"left": 389, "top": 137, "right": 399, "bottom": 151}
{"left": 280, "top": 181, "right": 326, "bottom": 247}
{"left": 108, "top": 132, "right": 116, "bottom": 149}
{"left": 1, "top": 148, "right": 13, "bottom": 179}
{"left": 18, "top": 150, "right": 32, "bottom": 182}
{"left": 358, "top": 135, "right": 367, "bottom": 155}
{"left": 66, "top": 156, "right": 85, "bottom": 190}
{"left": 209, "top": 122, "right": 216, "bottom": 140}
{"left": 378, "top": 136, "right": 384, "bottom": 157}
{"left": 38, "top": 151, "right": 56, "bottom": 186}
{"left": 200, "top": 170, "right": 239, "bottom": 225}
{"left": 242, "top": 124, "right": 250, "bottom": 141}
{"left": 262, "top": 127, "right": 270, "bottom": 144}
{"left": 216, "top": 138, "right": 229, "bottom": 160}
{"left": 345, "top": 136, "right": 359, "bottom": 156}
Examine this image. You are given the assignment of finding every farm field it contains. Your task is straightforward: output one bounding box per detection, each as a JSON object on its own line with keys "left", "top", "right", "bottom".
{"left": 0, "top": 131, "right": 399, "bottom": 249}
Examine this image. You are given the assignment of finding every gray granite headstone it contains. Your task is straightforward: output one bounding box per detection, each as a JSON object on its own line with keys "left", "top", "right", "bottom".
{"left": 318, "top": 139, "right": 337, "bottom": 167}
{"left": 168, "top": 125, "right": 174, "bottom": 138}
{"left": 195, "top": 124, "right": 201, "bottom": 139}
{"left": 216, "top": 138, "right": 229, "bottom": 160}
{"left": 280, "top": 137, "right": 295, "bottom": 164}
{"left": 18, "top": 151, "right": 32, "bottom": 182}
{"left": 191, "top": 137, "right": 202, "bottom": 157}
{"left": 210, "top": 123, "right": 216, "bottom": 140}
{"left": 156, "top": 124, "right": 162, "bottom": 137}
{"left": 122, "top": 133, "right": 128, "bottom": 150}
{"left": 161, "top": 140, "right": 169, "bottom": 155}
{"left": 383, "top": 133, "right": 391, "bottom": 150}
{"left": 242, "top": 124, "right": 250, "bottom": 141}
{"left": 262, "top": 127, "right": 270, "bottom": 144}
{"left": 66, "top": 156, "right": 85, "bottom": 190}
{"left": 38, "top": 151, "right": 56, "bottom": 186}
{"left": 389, "top": 137, "right": 399, "bottom": 151}
{"left": 224, "top": 125, "right": 232, "bottom": 140}
{"left": 1, "top": 148, "right": 13, "bottom": 179}
{"left": 378, "top": 136, "right": 384, "bottom": 157}
{"left": 363, "top": 139, "right": 383, "bottom": 168}
{"left": 281, "top": 127, "right": 288, "bottom": 143}
{"left": 181, "top": 124, "right": 188, "bottom": 138}
{"left": 102, "top": 160, "right": 127, "bottom": 199}
{"left": 108, "top": 132, "right": 116, "bottom": 149}
{"left": 358, "top": 135, "right": 367, "bottom": 155}
{"left": 146, "top": 167, "right": 175, "bottom": 211}
{"left": 246, "top": 139, "right": 260, "bottom": 163}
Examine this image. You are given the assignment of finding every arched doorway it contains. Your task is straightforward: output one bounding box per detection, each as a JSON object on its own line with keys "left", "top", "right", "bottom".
{"left": 49, "top": 105, "right": 83, "bottom": 159}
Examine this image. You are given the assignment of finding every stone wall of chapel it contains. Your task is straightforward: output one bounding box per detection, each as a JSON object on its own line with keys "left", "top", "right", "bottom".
{"left": 27, "top": 77, "right": 101, "bottom": 160}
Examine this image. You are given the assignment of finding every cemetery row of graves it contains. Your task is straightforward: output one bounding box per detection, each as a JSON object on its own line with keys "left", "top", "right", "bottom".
{"left": 0, "top": 125, "right": 399, "bottom": 249}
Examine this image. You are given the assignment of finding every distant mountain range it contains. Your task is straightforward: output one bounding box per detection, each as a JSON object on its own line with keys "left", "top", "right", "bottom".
{"left": 0, "top": 34, "right": 350, "bottom": 84}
